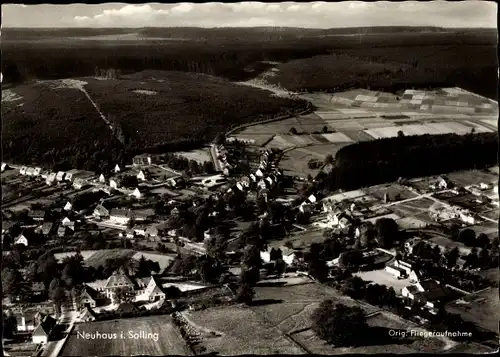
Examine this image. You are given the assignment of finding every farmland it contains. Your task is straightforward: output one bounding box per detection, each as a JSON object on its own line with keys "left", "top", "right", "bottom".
{"left": 61, "top": 316, "right": 190, "bottom": 356}
{"left": 445, "top": 287, "right": 500, "bottom": 334}
{"left": 2, "top": 71, "right": 309, "bottom": 169}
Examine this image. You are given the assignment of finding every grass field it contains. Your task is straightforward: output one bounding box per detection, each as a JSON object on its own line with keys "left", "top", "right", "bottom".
{"left": 84, "top": 249, "right": 136, "bottom": 268}
{"left": 61, "top": 316, "right": 190, "bottom": 356}
{"left": 177, "top": 148, "right": 212, "bottom": 163}
{"left": 365, "top": 184, "right": 419, "bottom": 202}
{"left": 187, "top": 306, "right": 306, "bottom": 355}
{"left": 132, "top": 252, "right": 174, "bottom": 272}
{"left": 446, "top": 170, "right": 498, "bottom": 187}
{"left": 445, "top": 287, "right": 499, "bottom": 334}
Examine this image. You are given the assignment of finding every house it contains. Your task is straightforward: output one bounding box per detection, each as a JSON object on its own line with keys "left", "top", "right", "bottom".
{"left": 402, "top": 279, "right": 452, "bottom": 311}
{"left": 133, "top": 154, "right": 152, "bottom": 166}
{"left": 142, "top": 277, "right": 166, "bottom": 302}
{"left": 15, "top": 234, "right": 29, "bottom": 246}
{"left": 114, "top": 164, "right": 121, "bottom": 173}
{"left": 385, "top": 264, "right": 408, "bottom": 279}
{"left": 1, "top": 162, "right": 7, "bottom": 172}
{"left": 257, "top": 179, "right": 267, "bottom": 190}
{"left": 404, "top": 237, "right": 423, "bottom": 254}
{"left": 93, "top": 204, "right": 111, "bottom": 219}
{"left": 249, "top": 173, "right": 257, "bottom": 182}
{"left": 255, "top": 169, "right": 264, "bottom": 177}
{"left": 65, "top": 172, "right": 74, "bottom": 182}
{"left": 132, "top": 211, "right": 149, "bottom": 222}
{"left": 146, "top": 225, "right": 159, "bottom": 238}
{"left": 437, "top": 176, "right": 453, "bottom": 189}
{"left": 40, "top": 222, "right": 54, "bottom": 236}
{"left": 31, "top": 167, "right": 41, "bottom": 176}
{"left": 299, "top": 203, "right": 314, "bottom": 214}
{"left": 46, "top": 172, "right": 57, "bottom": 185}
{"left": 26, "top": 167, "right": 35, "bottom": 176}
{"left": 20, "top": 166, "right": 27, "bottom": 175}
{"left": 56, "top": 171, "right": 65, "bottom": 182}
{"left": 133, "top": 225, "right": 148, "bottom": 237}
{"left": 170, "top": 207, "right": 180, "bottom": 216}
{"left": 98, "top": 174, "right": 106, "bottom": 183}
{"left": 79, "top": 307, "right": 97, "bottom": 322}
{"left": 15, "top": 312, "right": 35, "bottom": 332}
{"left": 137, "top": 170, "right": 146, "bottom": 181}
{"left": 104, "top": 271, "right": 135, "bottom": 300}
{"left": 62, "top": 217, "right": 73, "bottom": 226}
{"left": 73, "top": 178, "right": 87, "bottom": 190}
{"left": 328, "top": 210, "right": 354, "bottom": 229}
{"left": 109, "top": 209, "right": 132, "bottom": 225}
{"left": 79, "top": 287, "right": 98, "bottom": 308}
{"left": 130, "top": 188, "right": 142, "bottom": 199}
{"left": 64, "top": 201, "right": 73, "bottom": 211}
{"left": 167, "top": 176, "right": 185, "bottom": 188}
{"left": 29, "top": 210, "right": 46, "bottom": 221}
{"left": 32, "top": 315, "right": 56, "bottom": 344}
{"left": 110, "top": 178, "right": 121, "bottom": 190}
{"left": 308, "top": 194, "right": 317, "bottom": 204}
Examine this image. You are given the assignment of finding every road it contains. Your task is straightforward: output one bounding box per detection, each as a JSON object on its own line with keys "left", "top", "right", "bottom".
{"left": 209, "top": 144, "right": 223, "bottom": 172}
{"left": 41, "top": 310, "right": 78, "bottom": 357}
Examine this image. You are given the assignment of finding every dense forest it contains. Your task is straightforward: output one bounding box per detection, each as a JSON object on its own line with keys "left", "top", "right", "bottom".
{"left": 320, "top": 133, "right": 499, "bottom": 191}
{"left": 2, "top": 29, "right": 498, "bottom": 99}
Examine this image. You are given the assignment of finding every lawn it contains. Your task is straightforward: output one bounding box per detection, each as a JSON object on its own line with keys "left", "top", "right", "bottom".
{"left": 365, "top": 184, "right": 419, "bottom": 202}
{"left": 445, "top": 287, "right": 500, "bottom": 334}
{"left": 446, "top": 170, "right": 498, "bottom": 187}
{"left": 85, "top": 249, "right": 136, "bottom": 268}
{"left": 61, "top": 316, "right": 190, "bottom": 356}
{"left": 354, "top": 269, "right": 409, "bottom": 294}
{"left": 186, "top": 306, "right": 305, "bottom": 355}
{"left": 132, "top": 252, "right": 175, "bottom": 272}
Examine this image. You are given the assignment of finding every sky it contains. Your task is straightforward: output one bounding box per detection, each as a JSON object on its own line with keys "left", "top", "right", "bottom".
{"left": 2, "top": 2, "right": 497, "bottom": 29}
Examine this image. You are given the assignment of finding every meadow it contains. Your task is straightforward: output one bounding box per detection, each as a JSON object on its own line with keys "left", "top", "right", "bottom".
{"left": 61, "top": 316, "right": 190, "bottom": 356}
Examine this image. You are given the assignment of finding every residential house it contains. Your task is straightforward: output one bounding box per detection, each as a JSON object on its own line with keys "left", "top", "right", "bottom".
{"left": 62, "top": 217, "right": 73, "bottom": 226}
{"left": 56, "top": 171, "right": 65, "bottom": 182}
{"left": 73, "top": 178, "right": 87, "bottom": 190}
{"left": 57, "top": 226, "right": 71, "bottom": 237}
{"left": 437, "top": 176, "right": 453, "bottom": 189}
{"left": 99, "top": 174, "right": 106, "bottom": 183}
{"left": 402, "top": 279, "right": 453, "bottom": 311}
{"left": 64, "top": 201, "right": 73, "bottom": 211}
{"left": 110, "top": 178, "right": 121, "bottom": 190}
{"left": 93, "top": 204, "right": 111, "bottom": 219}
{"left": 308, "top": 194, "right": 317, "bottom": 204}
{"left": 133, "top": 154, "right": 152, "bottom": 166}
{"left": 404, "top": 237, "right": 423, "bottom": 255}
{"left": 141, "top": 277, "right": 166, "bottom": 302}
{"left": 79, "top": 286, "right": 98, "bottom": 308}
{"left": 130, "top": 188, "right": 142, "bottom": 199}
{"left": 299, "top": 203, "right": 314, "bottom": 215}
{"left": 26, "top": 167, "right": 35, "bottom": 176}
{"left": 132, "top": 211, "right": 149, "bottom": 222}
{"left": 257, "top": 179, "right": 268, "bottom": 190}
{"left": 40, "top": 222, "right": 54, "bottom": 236}
{"left": 46, "top": 173, "right": 57, "bottom": 185}
{"left": 20, "top": 166, "right": 28, "bottom": 175}
{"left": 103, "top": 271, "right": 135, "bottom": 300}
{"left": 328, "top": 210, "right": 354, "bottom": 229}
{"left": 15, "top": 233, "right": 29, "bottom": 246}
{"left": 146, "top": 225, "right": 159, "bottom": 238}
{"left": 114, "top": 164, "right": 121, "bottom": 173}
{"left": 255, "top": 169, "right": 264, "bottom": 177}
{"left": 385, "top": 260, "right": 413, "bottom": 279}
{"left": 32, "top": 315, "right": 56, "bottom": 344}
{"left": 65, "top": 172, "right": 74, "bottom": 182}
{"left": 109, "top": 209, "right": 132, "bottom": 225}
{"left": 1, "top": 162, "right": 7, "bottom": 172}
{"left": 260, "top": 247, "right": 296, "bottom": 266}
{"left": 167, "top": 176, "right": 185, "bottom": 188}
{"left": 249, "top": 173, "right": 257, "bottom": 182}
{"left": 15, "top": 312, "right": 36, "bottom": 332}
{"left": 133, "top": 225, "right": 148, "bottom": 237}
{"left": 79, "top": 307, "right": 97, "bottom": 322}
{"left": 29, "top": 210, "right": 46, "bottom": 221}
{"left": 137, "top": 170, "right": 146, "bottom": 181}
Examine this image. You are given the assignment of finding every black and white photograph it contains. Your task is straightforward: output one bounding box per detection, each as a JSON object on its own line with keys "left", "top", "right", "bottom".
{"left": 1, "top": 1, "right": 499, "bottom": 356}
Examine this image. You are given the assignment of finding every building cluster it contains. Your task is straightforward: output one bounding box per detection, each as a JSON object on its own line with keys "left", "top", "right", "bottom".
{"left": 429, "top": 203, "right": 476, "bottom": 225}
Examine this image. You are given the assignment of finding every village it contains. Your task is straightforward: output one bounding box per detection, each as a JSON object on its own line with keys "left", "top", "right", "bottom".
{"left": 2, "top": 132, "right": 499, "bottom": 356}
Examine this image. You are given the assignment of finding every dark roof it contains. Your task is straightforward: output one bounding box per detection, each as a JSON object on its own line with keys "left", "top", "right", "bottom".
{"left": 79, "top": 306, "right": 97, "bottom": 319}
{"left": 41, "top": 222, "right": 54, "bottom": 235}
{"left": 2, "top": 221, "right": 16, "bottom": 232}
{"left": 110, "top": 209, "right": 130, "bottom": 218}
{"left": 418, "top": 279, "right": 441, "bottom": 292}
{"left": 32, "top": 315, "right": 56, "bottom": 337}
{"left": 29, "top": 210, "right": 45, "bottom": 218}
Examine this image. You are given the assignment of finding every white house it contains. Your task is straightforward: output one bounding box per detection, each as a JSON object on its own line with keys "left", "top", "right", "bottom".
{"left": 385, "top": 260, "right": 412, "bottom": 279}
{"left": 255, "top": 169, "right": 264, "bottom": 177}
{"left": 15, "top": 234, "right": 29, "bottom": 246}
{"left": 32, "top": 316, "right": 56, "bottom": 345}
{"left": 20, "top": 166, "right": 27, "bottom": 175}
{"left": 114, "top": 164, "right": 121, "bottom": 173}
{"left": 56, "top": 171, "right": 65, "bottom": 182}
{"left": 73, "top": 178, "right": 86, "bottom": 190}
{"left": 46, "top": 172, "right": 57, "bottom": 185}
{"left": 65, "top": 172, "right": 74, "bottom": 182}
{"left": 257, "top": 180, "right": 267, "bottom": 190}
{"left": 459, "top": 211, "right": 475, "bottom": 225}
{"left": 64, "top": 201, "right": 73, "bottom": 211}
{"left": 16, "top": 314, "right": 35, "bottom": 332}
{"left": 249, "top": 173, "right": 257, "bottom": 182}
{"left": 308, "top": 194, "right": 317, "bottom": 204}
{"left": 260, "top": 247, "right": 296, "bottom": 266}
{"left": 402, "top": 279, "right": 451, "bottom": 311}
{"left": 33, "top": 167, "right": 42, "bottom": 176}
{"left": 404, "top": 237, "right": 423, "bottom": 254}
{"left": 62, "top": 217, "right": 73, "bottom": 226}
{"left": 1, "top": 163, "right": 7, "bottom": 172}
{"left": 99, "top": 174, "right": 106, "bottom": 183}
{"left": 93, "top": 204, "right": 110, "bottom": 218}
{"left": 137, "top": 170, "right": 146, "bottom": 181}
{"left": 110, "top": 178, "right": 121, "bottom": 190}
{"left": 25, "top": 167, "right": 35, "bottom": 176}
{"left": 437, "top": 176, "right": 452, "bottom": 189}
{"left": 130, "top": 188, "right": 142, "bottom": 199}
{"left": 109, "top": 209, "right": 132, "bottom": 225}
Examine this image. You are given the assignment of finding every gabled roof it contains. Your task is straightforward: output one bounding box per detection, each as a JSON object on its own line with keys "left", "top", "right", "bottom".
{"left": 104, "top": 271, "right": 135, "bottom": 289}
{"left": 94, "top": 204, "right": 111, "bottom": 216}
{"left": 32, "top": 315, "right": 56, "bottom": 337}
{"left": 41, "top": 222, "right": 54, "bottom": 235}
{"left": 29, "top": 210, "right": 45, "bottom": 218}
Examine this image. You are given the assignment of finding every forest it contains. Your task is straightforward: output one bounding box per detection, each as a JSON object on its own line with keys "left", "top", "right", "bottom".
{"left": 2, "top": 28, "right": 497, "bottom": 99}
{"left": 321, "top": 132, "right": 498, "bottom": 191}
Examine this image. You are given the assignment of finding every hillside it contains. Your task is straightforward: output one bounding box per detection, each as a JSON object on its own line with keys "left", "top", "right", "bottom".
{"left": 267, "top": 44, "right": 498, "bottom": 100}
{"left": 1, "top": 71, "right": 310, "bottom": 170}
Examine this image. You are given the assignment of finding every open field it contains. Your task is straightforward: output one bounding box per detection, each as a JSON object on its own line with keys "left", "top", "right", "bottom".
{"left": 364, "top": 184, "right": 419, "bottom": 202}
{"left": 186, "top": 306, "right": 306, "bottom": 355}
{"left": 445, "top": 287, "right": 499, "bottom": 334}
{"left": 83, "top": 249, "right": 136, "bottom": 268}
{"left": 354, "top": 269, "right": 410, "bottom": 294}
{"left": 61, "top": 316, "right": 190, "bottom": 356}
{"left": 389, "top": 198, "right": 440, "bottom": 220}
{"left": 177, "top": 148, "right": 214, "bottom": 163}
{"left": 446, "top": 170, "right": 498, "bottom": 187}
{"left": 132, "top": 252, "right": 175, "bottom": 272}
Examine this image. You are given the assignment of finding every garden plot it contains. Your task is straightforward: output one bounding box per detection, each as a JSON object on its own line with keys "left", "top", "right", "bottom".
{"left": 321, "top": 132, "right": 354, "bottom": 143}
{"left": 324, "top": 119, "right": 365, "bottom": 131}
{"left": 266, "top": 135, "right": 295, "bottom": 150}
{"left": 295, "top": 113, "right": 329, "bottom": 133}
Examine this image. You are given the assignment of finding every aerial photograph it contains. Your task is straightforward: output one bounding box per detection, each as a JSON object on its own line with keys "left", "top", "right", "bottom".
{"left": 1, "top": 1, "right": 498, "bottom": 356}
